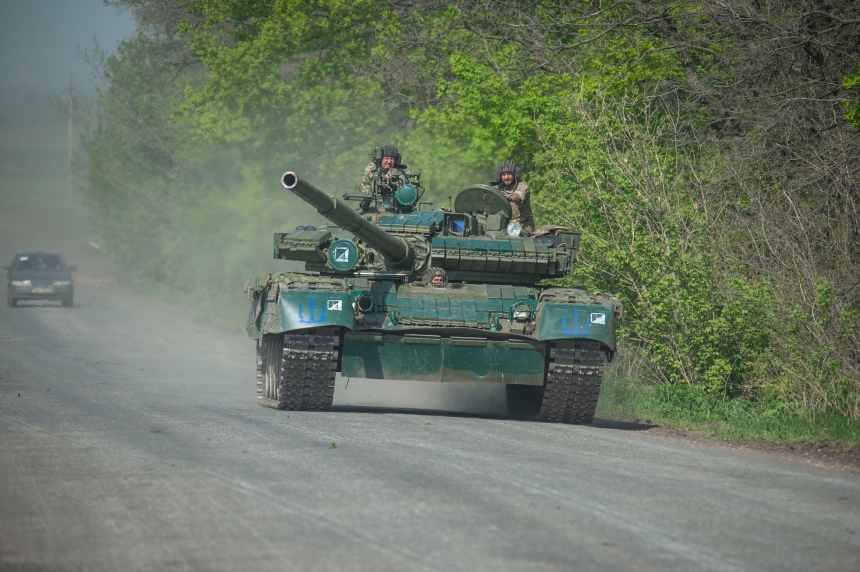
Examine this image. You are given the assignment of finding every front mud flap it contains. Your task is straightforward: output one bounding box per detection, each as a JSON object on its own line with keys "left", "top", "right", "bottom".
{"left": 534, "top": 303, "right": 616, "bottom": 350}
{"left": 340, "top": 333, "right": 546, "bottom": 384}
{"left": 278, "top": 290, "right": 356, "bottom": 332}
{"left": 269, "top": 290, "right": 355, "bottom": 332}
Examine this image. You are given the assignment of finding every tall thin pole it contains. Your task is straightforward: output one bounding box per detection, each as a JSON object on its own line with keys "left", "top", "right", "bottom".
{"left": 67, "top": 78, "right": 74, "bottom": 194}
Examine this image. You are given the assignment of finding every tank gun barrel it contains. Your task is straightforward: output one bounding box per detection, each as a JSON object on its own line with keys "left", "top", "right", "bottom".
{"left": 281, "top": 171, "right": 414, "bottom": 269}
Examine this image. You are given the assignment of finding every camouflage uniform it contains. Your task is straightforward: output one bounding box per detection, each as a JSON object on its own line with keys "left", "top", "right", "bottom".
{"left": 491, "top": 160, "right": 534, "bottom": 234}
{"left": 498, "top": 180, "right": 533, "bottom": 232}
{"left": 361, "top": 161, "right": 407, "bottom": 194}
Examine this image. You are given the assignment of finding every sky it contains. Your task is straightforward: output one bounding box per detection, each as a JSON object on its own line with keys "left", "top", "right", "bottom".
{"left": 0, "top": 0, "right": 136, "bottom": 99}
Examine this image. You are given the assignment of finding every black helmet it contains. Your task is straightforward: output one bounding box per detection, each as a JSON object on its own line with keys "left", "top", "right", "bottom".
{"left": 381, "top": 144, "right": 403, "bottom": 166}
{"left": 422, "top": 266, "right": 447, "bottom": 283}
{"left": 494, "top": 160, "right": 522, "bottom": 184}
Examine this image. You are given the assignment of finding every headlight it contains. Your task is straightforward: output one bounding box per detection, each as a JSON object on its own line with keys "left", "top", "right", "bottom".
{"left": 11, "top": 280, "right": 31, "bottom": 287}
{"left": 54, "top": 280, "right": 71, "bottom": 286}
{"left": 507, "top": 221, "right": 522, "bottom": 237}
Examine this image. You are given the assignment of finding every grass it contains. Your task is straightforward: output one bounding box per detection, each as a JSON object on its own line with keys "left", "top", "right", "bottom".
{"left": 596, "top": 352, "right": 860, "bottom": 447}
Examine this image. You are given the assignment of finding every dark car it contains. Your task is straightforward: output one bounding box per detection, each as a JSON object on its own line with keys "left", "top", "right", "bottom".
{"left": 4, "top": 251, "right": 77, "bottom": 307}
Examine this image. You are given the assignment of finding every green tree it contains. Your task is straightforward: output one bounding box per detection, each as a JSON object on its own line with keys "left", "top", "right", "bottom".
{"left": 89, "top": 0, "right": 860, "bottom": 420}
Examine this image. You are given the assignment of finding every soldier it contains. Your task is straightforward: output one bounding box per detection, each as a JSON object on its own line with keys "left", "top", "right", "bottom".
{"left": 422, "top": 267, "right": 447, "bottom": 287}
{"left": 490, "top": 160, "right": 534, "bottom": 235}
{"left": 361, "top": 145, "right": 408, "bottom": 194}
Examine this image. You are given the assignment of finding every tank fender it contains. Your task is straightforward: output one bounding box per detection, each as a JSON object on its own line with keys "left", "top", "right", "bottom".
{"left": 534, "top": 302, "right": 617, "bottom": 351}
{"left": 277, "top": 290, "right": 356, "bottom": 332}
{"left": 246, "top": 294, "right": 265, "bottom": 339}
{"left": 245, "top": 275, "right": 273, "bottom": 339}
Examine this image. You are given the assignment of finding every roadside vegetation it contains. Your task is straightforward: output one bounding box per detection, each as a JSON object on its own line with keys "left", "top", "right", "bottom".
{"left": 598, "top": 349, "right": 860, "bottom": 446}
{"left": 84, "top": 1, "right": 859, "bottom": 444}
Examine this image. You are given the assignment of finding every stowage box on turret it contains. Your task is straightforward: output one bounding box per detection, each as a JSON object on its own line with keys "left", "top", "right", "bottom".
{"left": 244, "top": 167, "right": 622, "bottom": 423}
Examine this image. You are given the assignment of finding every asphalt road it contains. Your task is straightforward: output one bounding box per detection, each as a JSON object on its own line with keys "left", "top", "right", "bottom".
{"left": 0, "top": 281, "right": 858, "bottom": 572}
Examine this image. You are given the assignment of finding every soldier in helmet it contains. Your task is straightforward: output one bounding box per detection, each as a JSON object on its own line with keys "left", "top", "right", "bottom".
{"left": 490, "top": 160, "right": 534, "bottom": 235}
{"left": 421, "top": 267, "right": 447, "bottom": 287}
{"left": 361, "top": 144, "right": 408, "bottom": 194}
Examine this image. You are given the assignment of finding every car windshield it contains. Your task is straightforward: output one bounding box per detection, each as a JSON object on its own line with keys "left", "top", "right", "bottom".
{"left": 13, "top": 254, "right": 65, "bottom": 272}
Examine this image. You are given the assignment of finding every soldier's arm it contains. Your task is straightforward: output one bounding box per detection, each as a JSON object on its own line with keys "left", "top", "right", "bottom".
{"left": 492, "top": 183, "right": 513, "bottom": 200}
{"left": 360, "top": 162, "right": 376, "bottom": 193}
{"left": 510, "top": 182, "right": 529, "bottom": 203}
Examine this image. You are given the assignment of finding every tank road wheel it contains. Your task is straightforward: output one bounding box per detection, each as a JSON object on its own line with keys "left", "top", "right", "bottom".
{"left": 256, "top": 328, "right": 342, "bottom": 411}
{"left": 538, "top": 340, "right": 606, "bottom": 424}
{"left": 506, "top": 385, "right": 544, "bottom": 419}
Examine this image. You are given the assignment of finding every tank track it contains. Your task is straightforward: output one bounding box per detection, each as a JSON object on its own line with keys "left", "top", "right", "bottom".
{"left": 256, "top": 327, "right": 342, "bottom": 411}
{"left": 539, "top": 339, "right": 605, "bottom": 424}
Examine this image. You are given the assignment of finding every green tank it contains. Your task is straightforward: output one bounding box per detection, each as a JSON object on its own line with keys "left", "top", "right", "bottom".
{"left": 244, "top": 168, "right": 622, "bottom": 423}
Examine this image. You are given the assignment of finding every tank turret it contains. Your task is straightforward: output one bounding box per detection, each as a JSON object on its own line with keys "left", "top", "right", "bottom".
{"left": 281, "top": 172, "right": 414, "bottom": 269}
{"left": 245, "top": 168, "right": 622, "bottom": 425}
{"left": 276, "top": 172, "right": 579, "bottom": 283}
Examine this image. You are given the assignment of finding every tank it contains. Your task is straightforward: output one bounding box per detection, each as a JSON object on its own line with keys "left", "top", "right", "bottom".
{"left": 244, "top": 167, "right": 622, "bottom": 423}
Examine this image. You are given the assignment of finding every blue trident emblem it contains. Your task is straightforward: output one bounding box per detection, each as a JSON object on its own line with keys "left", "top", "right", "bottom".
{"left": 562, "top": 311, "right": 590, "bottom": 335}
{"left": 298, "top": 298, "right": 327, "bottom": 324}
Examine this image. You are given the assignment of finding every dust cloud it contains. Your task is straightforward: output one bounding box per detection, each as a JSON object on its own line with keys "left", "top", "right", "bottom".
{"left": 0, "top": 94, "right": 108, "bottom": 285}
{"left": 0, "top": 90, "right": 509, "bottom": 416}
{"left": 334, "top": 375, "right": 508, "bottom": 416}
{"left": 0, "top": 2, "right": 512, "bottom": 418}
{"left": 0, "top": 0, "right": 133, "bottom": 283}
